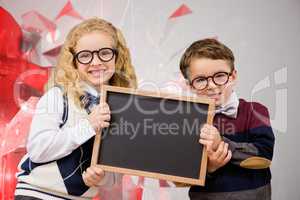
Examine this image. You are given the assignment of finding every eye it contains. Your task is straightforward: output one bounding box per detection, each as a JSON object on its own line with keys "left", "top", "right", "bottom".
{"left": 100, "top": 49, "right": 113, "bottom": 56}
{"left": 214, "top": 72, "right": 227, "bottom": 78}
{"left": 78, "top": 52, "right": 91, "bottom": 58}
{"left": 194, "top": 77, "right": 206, "bottom": 83}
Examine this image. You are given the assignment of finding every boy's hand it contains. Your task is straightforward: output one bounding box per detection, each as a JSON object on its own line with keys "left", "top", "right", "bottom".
{"left": 200, "top": 124, "right": 222, "bottom": 151}
{"left": 82, "top": 165, "right": 105, "bottom": 187}
{"left": 88, "top": 102, "right": 111, "bottom": 131}
{"left": 205, "top": 141, "right": 232, "bottom": 173}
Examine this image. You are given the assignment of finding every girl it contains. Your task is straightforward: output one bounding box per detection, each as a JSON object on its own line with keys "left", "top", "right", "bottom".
{"left": 15, "top": 18, "right": 137, "bottom": 200}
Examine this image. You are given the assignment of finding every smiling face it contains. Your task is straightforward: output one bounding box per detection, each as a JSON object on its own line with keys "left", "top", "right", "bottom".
{"left": 188, "top": 58, "right": 237, "bottom": 106}
{"left": 75, "top": 31, "right": 116, "bottom": 89}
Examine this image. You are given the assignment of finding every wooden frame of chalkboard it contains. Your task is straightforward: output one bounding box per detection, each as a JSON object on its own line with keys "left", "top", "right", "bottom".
{"left": 91, "top": 85, "right": 215, "bottom": 186}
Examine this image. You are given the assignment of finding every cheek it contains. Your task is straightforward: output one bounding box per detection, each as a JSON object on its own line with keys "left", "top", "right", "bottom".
{"left": 77, "top": 64, "right": 87, "bottom": 72}
{"left": 107, "top": 62, "right": 116, "bottom": 73}
{"left": 195, "top": 89, "right": 208, "bottom": 97}
{"left": 222, "top": 82, "right": 234, "bottom": 93}
{"left": 77, "top": 67, "right": 88, "bottom": 81}
{"left": 219, "top": 85, "right": 233, "bottom": 103}
{"left": 110, "top": 62, "right": 116, "bottom": 70}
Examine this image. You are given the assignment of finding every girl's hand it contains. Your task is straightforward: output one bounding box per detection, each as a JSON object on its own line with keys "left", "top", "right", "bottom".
{"left": 82, "top": 166, "right": 105, "bottom": 187}
{"left": 88, "top": 102, "right": 111, "bottom": 131}
{"left": 200, "top": 124, "right": 222, "bottom": 151}
{"left": 203, "top": 141, "right": 232, "bottom": 173}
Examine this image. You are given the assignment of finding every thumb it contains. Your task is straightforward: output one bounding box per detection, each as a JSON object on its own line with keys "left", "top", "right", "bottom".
{"left": 206, "top": 141, "right": 214, "bottom": 155}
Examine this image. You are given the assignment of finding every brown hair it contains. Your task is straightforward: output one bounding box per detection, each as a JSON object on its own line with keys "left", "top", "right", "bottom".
{"left": 45, "top": 17, "right": 137, "bottom": 107}
{"left": 179, "top": 38, "right": 235, "bottom": 79}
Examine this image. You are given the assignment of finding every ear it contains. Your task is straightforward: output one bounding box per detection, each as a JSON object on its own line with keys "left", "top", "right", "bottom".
{"left": 231, "top": 69, "right": 238, "bottom": 82}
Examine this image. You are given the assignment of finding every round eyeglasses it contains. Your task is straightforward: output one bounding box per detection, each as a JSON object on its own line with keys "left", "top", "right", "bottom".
{"left": 74, "top": 48, "right": 117, "bottom": 64}
{"left": 190, "top": 71, "right": 233, "bottom": 90}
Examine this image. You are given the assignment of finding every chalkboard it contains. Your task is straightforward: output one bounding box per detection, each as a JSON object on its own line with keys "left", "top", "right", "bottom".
{"left": 91, "top": 85, "right": 215, "bottom": 186}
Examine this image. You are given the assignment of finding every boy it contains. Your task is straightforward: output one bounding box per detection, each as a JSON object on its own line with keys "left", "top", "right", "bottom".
{"left": 179, "top": 39, "right": 275, "bottom": 200}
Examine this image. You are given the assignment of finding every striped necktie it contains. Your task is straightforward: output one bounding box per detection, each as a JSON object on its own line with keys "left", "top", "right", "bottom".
{"left": 80, "top": 92, "right": 100, "bottom": 114}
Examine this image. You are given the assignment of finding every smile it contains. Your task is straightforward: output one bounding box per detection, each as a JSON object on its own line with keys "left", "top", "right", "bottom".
{"left": 88, "top": 69, "right": 107, "bottom": 77}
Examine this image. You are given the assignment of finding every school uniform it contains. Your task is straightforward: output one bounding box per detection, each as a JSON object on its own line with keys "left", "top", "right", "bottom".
{"left": 189, "top": 92, "right": 274, "bottom": 200}
{"left": 15, "top": 85, "right": 120, "bottom": 200}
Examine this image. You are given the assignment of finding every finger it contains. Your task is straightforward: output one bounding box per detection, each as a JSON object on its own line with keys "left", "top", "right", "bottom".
{"left": 210, "top": 125, "right": 218, "bottom": 133}
{"left": 202, "top": 123, "right": 210, "bottom": 129}
{"left": 199, "top": 139, "right": 212, "bottom": 146}
{"left": 203, "top": 124, "right": 216, "bottom": 135}
{"left": 82, "top": 171, "right": 91, "bottom": 186}
{"left": 201, "top": 124, "right": 210, "bottom": 134}
{"left": 206, "top": 145, "right": 213, "bottom": 156}
{"left": 92, "top": 166, "right": 105, "bottom": 177}
{"left": 224, "top": 150, "right": 232, "bottom": 162}
{"left": 217, "top": 143, "right": 229, "bottom": 161}
{"left": 201, "top": 124, "right": 220, "bottom": 137}
{"left": 89, "top": 167, "right": 105, "bottom": 186}
{"left": 85, "top": 168, "right": 103, "bottom": 184}
{"left": 100, "top": 121, "right": 110, "bottom": 128}
{"left": 201, "top": 131, "right": 220, "bottom": 152}
{"left": 99, "top": 103, "right": 110, "bottom": 111}
{"left": 100, "top": 114, "right": 111, "bottom": 121}
{"left": 86, "top": 178, "right": 99, "bottom": 186}
{"left": 203, "top": 124, "right": 215, "bottom": 132}
{"left": 218, "top": 150, "right": 232, "bottom": 167}
{"left": 84, "top": 173, "right": 98, "bottom": 186}
{"left": 99, "top": 107, "right": 111, "bottom": 115}
{"left": 199, "top": 139, "right": 213, "bottom": 154}
{"left": 207, "top": 125, "right": 220, "bottom": 135}
{"left": 93, "top": 103, "right": 109, "bottom": 114}
{"left": 100, "top": 102, "right": 109, "bottom": 107}
{"left": 213, "top": 141, "right": 225, "bottom": 159}
{"left": 200, "top": 132, "right": 214, "bottom": 140}
{"left": 205, "top": 140, "right": 214, "bottom": 155}
{"left": 82, "top": 171, "right": 87, "bottom": 180}
{"left": 83, "top": 173, "right": 96, "bottom": 187}
{"left": 86, "top": 167, "right": 101, "bottom": 178}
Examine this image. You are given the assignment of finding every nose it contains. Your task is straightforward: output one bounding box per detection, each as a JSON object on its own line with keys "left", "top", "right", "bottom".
{"left": 90, "top": 52, "right": 102, "bottom": 65}
{"left": 206, "top": 77, "right": 217, "bottom": 89}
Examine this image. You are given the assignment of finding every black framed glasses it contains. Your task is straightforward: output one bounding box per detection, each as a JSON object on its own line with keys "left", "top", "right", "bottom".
{"left": 74, "top": 48, "right": 117, "bottom": 64}
{"left": 190, "top": 71, "right": 233, "bottom": 90}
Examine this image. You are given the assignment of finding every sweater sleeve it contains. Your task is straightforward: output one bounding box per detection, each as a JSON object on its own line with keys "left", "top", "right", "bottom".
{"left": 26, "top": 87, "right": 96, "bottom": 163}
{"left": 223, "top": 102, "right": 275, "bottom": 169}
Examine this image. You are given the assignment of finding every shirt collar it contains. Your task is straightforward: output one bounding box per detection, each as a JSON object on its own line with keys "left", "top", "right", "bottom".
{"left": 81, "top": 82, "right": 100, "bottom": 97}
{"left": 215, "top": 91, "right": 239, "bottom": 118}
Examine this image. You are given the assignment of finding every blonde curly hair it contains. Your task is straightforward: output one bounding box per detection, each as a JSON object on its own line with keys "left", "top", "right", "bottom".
{"left": 45, "top": 17, "right": 137, "bottom": 107}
